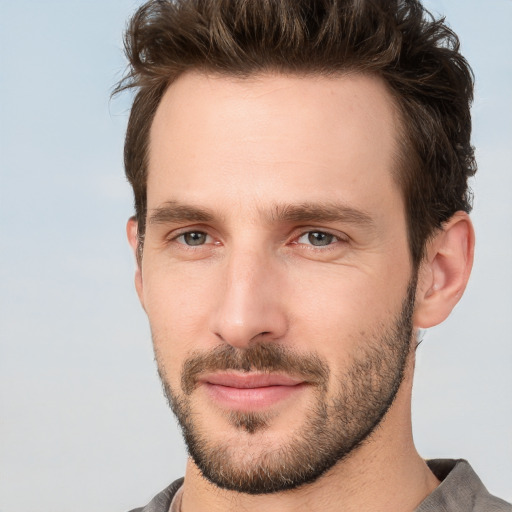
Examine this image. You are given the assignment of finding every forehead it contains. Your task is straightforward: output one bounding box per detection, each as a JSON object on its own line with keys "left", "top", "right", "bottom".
{"left": 148, "top": 71, "right": 403, "bottom": 215}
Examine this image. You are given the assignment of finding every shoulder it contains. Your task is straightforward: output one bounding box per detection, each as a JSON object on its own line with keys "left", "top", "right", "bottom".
{"left": 127, "top": 477, "right": 184, "bottom": 512}
{"left": 416, "top": 459, "right": 512, "bottom": 512}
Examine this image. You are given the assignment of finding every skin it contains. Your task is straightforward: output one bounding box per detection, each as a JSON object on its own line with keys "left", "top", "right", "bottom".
{"left": 127, "top": 71, "right": 474, "bottom": 512}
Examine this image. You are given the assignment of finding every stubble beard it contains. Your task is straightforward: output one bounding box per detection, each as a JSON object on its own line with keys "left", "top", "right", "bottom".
{"left": 155, "top": 278, "right": 417, "bottom": 495}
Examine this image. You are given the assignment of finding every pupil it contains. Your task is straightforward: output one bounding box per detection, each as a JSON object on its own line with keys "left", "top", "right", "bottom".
{"left": 308, "top": 232, "right": 333, "bottom": 246}
{"left": 184, "top": 232, "right": 206, "bottom": 246}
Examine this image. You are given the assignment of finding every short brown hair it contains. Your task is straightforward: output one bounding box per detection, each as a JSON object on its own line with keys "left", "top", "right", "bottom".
{"left": 116, "top": 0, "right": 476, "bottom": 266}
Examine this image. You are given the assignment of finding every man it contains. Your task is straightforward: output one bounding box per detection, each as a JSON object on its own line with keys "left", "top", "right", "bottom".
{"left": 117, "top": 0, "right": 511, "bottom": 510}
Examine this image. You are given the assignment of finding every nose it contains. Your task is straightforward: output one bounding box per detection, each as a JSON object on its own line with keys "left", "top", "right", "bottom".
{"left": 209, "top": 247, "right": 288, "bottom": 348}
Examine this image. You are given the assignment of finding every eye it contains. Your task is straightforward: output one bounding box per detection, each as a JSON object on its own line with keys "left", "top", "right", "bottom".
{"left": 175, "top": 231, "right": 211, "bottom": 246}
{"left": 296, "top": 231, "right": 338, "bottom": 247}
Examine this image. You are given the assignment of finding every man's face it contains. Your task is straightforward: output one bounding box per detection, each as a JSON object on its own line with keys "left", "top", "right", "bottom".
{"left": 134, "top": 72, "right": 416, "bottom": 493}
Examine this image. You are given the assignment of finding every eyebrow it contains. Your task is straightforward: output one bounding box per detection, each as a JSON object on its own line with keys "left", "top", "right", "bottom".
{"left": 268, "top": 202, "right": 374, "bottom": 227}
{"left": 148, "top": 201, "right": 215, "bottom": 225}
{"left": 148, "top": 200, "right": 374, "bottom": 228}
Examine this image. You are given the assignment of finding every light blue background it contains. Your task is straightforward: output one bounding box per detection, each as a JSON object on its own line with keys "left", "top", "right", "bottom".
{"left": 1, "top": 1, "right": 511, "bottom": 510}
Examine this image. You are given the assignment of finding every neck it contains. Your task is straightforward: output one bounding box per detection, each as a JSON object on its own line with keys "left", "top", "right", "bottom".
{"left": 180, "top": 362, "right": 439, "bottom": 512}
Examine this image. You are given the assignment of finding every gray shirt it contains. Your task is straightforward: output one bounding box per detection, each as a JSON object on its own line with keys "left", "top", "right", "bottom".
{"left": 129, "top": 459, "right": 511, "bottom": 512}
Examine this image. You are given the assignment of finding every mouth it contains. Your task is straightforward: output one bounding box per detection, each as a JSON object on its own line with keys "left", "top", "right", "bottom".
{"left": 199, "top": 372, "right": 308, "bottom": 411}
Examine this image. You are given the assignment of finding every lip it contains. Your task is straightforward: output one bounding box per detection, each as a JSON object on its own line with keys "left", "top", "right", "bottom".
{"left": 199, "top": 372, "right": 307, "bottom": 410}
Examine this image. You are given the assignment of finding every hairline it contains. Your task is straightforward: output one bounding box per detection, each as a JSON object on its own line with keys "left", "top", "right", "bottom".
{"left": 135, "top": 68, "right": 421, "bottom": 268}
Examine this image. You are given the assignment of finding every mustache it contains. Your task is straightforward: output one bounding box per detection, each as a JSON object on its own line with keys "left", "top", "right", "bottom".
{"left": 181, "top": 343, "right": 330, "bottom": 395}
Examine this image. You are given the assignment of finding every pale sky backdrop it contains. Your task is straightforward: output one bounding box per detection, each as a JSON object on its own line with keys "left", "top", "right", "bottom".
{"left": 0, "top": 1, "right": 511, "bottom": 511}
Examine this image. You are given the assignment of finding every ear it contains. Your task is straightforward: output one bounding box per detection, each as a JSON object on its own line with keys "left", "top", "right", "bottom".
{"left": 126, "top": 216, "right": 145, "bottom": 308}
{"left": 414, "top": 212, "right": 475, "bottom": 328}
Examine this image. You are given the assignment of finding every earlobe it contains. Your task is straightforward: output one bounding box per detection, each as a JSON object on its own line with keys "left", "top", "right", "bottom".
{"left": 126, "top": 217, "right": 145, "bottom": 307}
{"left": 413, "top": 212, "right": 475, "bottom": 328}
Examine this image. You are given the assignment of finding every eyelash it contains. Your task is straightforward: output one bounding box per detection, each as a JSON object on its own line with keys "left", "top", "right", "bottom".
{"left": 170, "top": 229, "right": 346, "bottom": 249}
{"left": 294, "top": 231, "right": 343, "bottom": 248}
{"left": 173, "top": 231, "right": 214, "bottom": 246}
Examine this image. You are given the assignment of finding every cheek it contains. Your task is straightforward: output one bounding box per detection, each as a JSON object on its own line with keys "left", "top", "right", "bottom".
{"left": 285, "top": 264, "right": 408, "bottom": 357}
{"left": 143, "top": 258, "right": 217, "bottom": 320}
{"left": 290, "top": 263, "right": 398, "bottom": 315}
{"left": 142, "top": 265, "right": 219, "bottom": 377}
